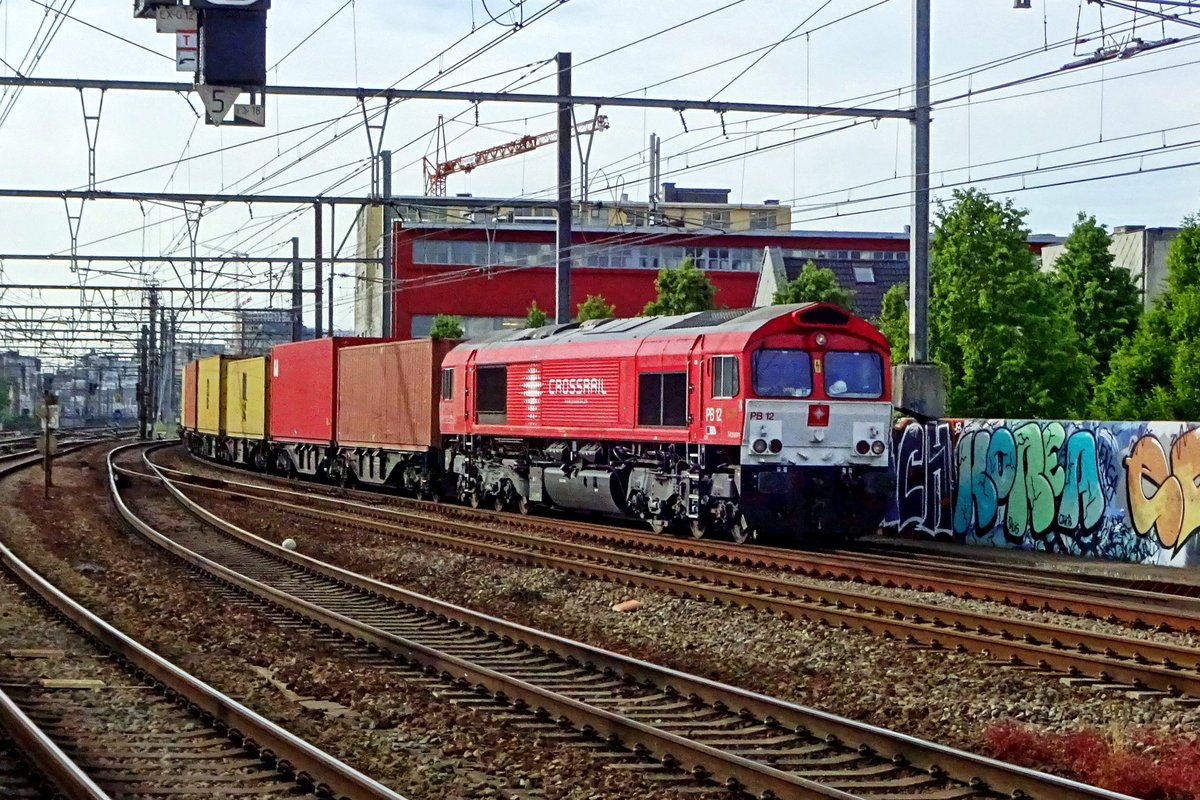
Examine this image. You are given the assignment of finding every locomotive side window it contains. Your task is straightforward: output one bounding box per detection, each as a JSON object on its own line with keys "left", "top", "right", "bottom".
{"left": 710, "top": 356, "right": 739, "bottom": 399}
{"left": 476, "top": 365, "right": 508, "bottom": 424}
{"left": 752, "top": 350, "right": 812, "bottom": 398}
{"left": 440, "top": 368, "right": 454, "bottom": 400}
{"left": 825, "top": 351, "right": 883, "bottom": 398}
{"left": 638, "top": 372, "right": 687, "bottom": 427}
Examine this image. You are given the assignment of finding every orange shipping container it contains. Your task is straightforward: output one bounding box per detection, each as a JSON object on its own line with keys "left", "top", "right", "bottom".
{"left": 181, "top": 360, "right": 199, "bottom": 430}
{"left": 336, "top": 338, "right": 455, "bottom": 450}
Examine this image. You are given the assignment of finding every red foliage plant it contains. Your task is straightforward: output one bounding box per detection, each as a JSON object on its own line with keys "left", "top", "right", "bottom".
{"left": 984, "top": 722, "right": 1200, "bottom": 800}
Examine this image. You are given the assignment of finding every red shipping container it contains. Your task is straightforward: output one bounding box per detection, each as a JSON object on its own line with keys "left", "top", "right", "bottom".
{"left": 337, "top": 338, "right": 455, "bottom": 450}
{"left": 269, "top": 338, "right": 386, "bottom": 444}
{"left": 181, "top": 360, "right": 198, "bottom": 430}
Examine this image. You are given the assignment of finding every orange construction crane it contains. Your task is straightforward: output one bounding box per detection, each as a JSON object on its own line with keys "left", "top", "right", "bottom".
{"left": 423, "top": 114, "right": 610, "bottom": 196}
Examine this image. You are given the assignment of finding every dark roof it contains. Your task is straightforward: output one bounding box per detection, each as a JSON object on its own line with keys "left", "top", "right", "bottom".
{"left": 781, "top": 256, "right": 907, "bottom": 319}
{"left": 661, "top": 183, "right": 731, "bottom": 204}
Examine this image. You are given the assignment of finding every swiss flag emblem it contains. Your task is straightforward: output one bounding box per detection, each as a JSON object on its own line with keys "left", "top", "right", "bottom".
{"left": 808, "top": 404, "right": 830, "bottom": 427}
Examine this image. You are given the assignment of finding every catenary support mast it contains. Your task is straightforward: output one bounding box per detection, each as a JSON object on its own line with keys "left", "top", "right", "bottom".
{"left": 555, "top": 53, "right": 573, "bottom": 325}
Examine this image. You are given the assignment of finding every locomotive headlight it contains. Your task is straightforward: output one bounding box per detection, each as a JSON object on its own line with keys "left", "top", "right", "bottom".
{"left": 855, "top": 440, "right": 870, "bottom": 455}
{"left": 814, "top": 332, "right": 828, "bottom": 347}
{"left": 769, "top": 439, "right": 783, "bottom": 453}
{"left": 752, "top": 438, "right": 768, "bottom": 454}
{"left": 871, "top": 440, "right": 886, "bottom": 456}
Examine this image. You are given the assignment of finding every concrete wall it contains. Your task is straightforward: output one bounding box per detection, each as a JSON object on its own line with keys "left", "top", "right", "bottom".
{"left": 884, "top": 418, "right": 1200, "bottom": 568}
{"left": 354, "top": 205, "right": 385, "bottom": 337}
{"left": 1041, "top": 226, "right": 1178, "bottom": 308}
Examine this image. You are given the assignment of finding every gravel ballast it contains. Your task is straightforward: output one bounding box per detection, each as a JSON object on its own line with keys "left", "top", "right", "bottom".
{"left": 159, "top": 454, "right": 1200, "bottom": 761}
{"left": 0, "top": 446, "right": 709, "bottom": 800}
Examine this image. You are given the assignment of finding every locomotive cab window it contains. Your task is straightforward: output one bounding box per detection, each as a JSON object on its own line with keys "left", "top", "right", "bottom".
{"left": 440, "top": 368, "right": 454, "bottom": 400}
{"left": 710, "top": 356, "right": 739, "bottom": 399}
{"left": 638, "top": 372, "right": 687, "bottom": 427}
{"left": 475, "top": 365, "right": 507, "bottom": 424}
{"left": 752, "top": 350, "right": 812, "bottom": 398}
{"left": 825, "top": 351, "right": 883, "bottom": 398}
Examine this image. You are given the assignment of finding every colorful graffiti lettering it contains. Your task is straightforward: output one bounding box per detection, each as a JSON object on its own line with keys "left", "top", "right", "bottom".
{"left": 884, "top": 418, "right": 1167, "bottom": 565}
{"left": 1125, "top": 428, "right": 1200, "bottom": 553}
{"left": 952, "top": 422, "right": 1104, "bottom": 542}
{"left": 894, "top": 419, "right": 956, "bottom": 536}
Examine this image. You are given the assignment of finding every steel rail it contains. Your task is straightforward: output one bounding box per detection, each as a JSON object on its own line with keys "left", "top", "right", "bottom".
{"left": 0, "top": 437, "right": 118, "bottom": 479}
{"left": 168, "top": 449, "right": 1200, "bottom": 627}
{"left": 0, "top": 688, "right": 110, "bottom": 800}
{"left": 129, "top": 446, "right": 1133, "bottom": 800}
{"left": 153, "top": 466, "right": 1200, "bottom": 701}
{"left": 8, "top": 444, "right": 408, "bottom": 800}
{"left": 158, "top": 457, "right": 1200, "bottom": 629}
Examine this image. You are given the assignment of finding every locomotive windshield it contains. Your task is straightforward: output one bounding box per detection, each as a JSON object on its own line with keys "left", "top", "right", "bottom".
{"left": 825, "top": 351, "right": 883, "bottom": 398}
{"left": 752, "top": 349, "right": 812, "bottom": 397}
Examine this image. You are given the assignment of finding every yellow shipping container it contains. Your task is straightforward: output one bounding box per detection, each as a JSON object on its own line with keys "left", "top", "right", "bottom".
{"left": 225, "top": 357, "right": 269, "bottom": 440}
{"left": 195, "top": 355, "right": 229, "bottom": 436}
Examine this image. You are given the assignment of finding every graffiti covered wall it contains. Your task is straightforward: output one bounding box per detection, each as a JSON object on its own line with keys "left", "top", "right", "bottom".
{"left": 885, "top": 419, "right": 1200, "bottom": 568}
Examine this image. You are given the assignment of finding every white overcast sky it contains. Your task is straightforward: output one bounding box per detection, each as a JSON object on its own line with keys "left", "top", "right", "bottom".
{"left": 0, "top": 0, "right": 1198, "bottom": 342}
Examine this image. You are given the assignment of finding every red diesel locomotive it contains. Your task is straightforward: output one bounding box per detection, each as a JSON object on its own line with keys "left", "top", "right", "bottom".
{"left": 182, "top": 303, "right": 894, "bottom": 543}
{"left": 439, "top": 303, "right": 893, "bottom": 541}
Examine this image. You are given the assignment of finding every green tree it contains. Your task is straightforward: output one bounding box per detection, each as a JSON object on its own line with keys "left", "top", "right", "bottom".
{"left": 772, "top": 261, "right": 854, "bottom": 310}
{"left": 929, "top": 188, "right": 1087, "bottom": 418}
{"left": 876, "top": 281, "right": 909, "bottom": 365}
{"left": 641, "top": 257, "right": 716, "bottom": 316}
{"left": 575, "top": 294, "right": 615, "bottom": 321}
{"left": 1093, "top": 214, "right": 1200, "bottom": 420}
{"left": 0, "top": 377, "right": 10, "bottom": 421}
{"left": 1053, "top": 213, "right": 1141, "bottom": 382}
{"left": 525, "top": 300, "right": 548, "bottom": 328}
{"left": 428, "top": 314, "right": 464, "bottom": 340}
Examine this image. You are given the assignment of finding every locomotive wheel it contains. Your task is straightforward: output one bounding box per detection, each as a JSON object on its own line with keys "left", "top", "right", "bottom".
{"left": 728, "top": 516, "right": 753, "bottom": 544}
{"left": 649, "top": 519, "right": 667, "bottom": 535}
{"left": 689, "top": 519, "right": 707, "bottom": 539}
{"left": 468, "top": 490, "right": 483, "bottom": 509}
{"left": 493, "top": 494, "right": 506, "bottom": 512}
{"left": 516, "top": 496, "right": 531, "bottom": 515}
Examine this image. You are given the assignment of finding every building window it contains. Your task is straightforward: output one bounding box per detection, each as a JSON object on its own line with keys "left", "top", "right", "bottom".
{"left": 702, "top": 209, "right": 731, "bottom": 230}
{"left": 441, "top": 368, "right": 454, "bottom": 400}
{"left": 475, "top": 366, "right": 507, "bottom": 425}
{"left": 637, "top": 372, "right": 688, "bottom": 427}
{"left": 853, "top": 266, "right": 876, "bottom": 283}
{"left": 711, "top": 356, "right": 739, "bottom": 399}
{"left": 750, "top": 210, "right": 778, "bottom": 230}
{"left": 412, "top": 315, "right": 524, "bottom": 338}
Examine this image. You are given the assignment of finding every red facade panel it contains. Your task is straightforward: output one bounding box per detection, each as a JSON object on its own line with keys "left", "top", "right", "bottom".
{"left": 337, "top": 338, "right": 454, "bottom": 450}
{"left": 181, "top": 360, "right": 198, "bottom": 430}
{"left": 505, "top": 359, "right": 622, "bottom": 429}
{"left": 269, "top": 337, "right": 387, "bottom": 444}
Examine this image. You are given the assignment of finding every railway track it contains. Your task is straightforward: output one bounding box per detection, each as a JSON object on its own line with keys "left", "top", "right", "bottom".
{"left": 147, "top": 451, "right": 1200, "bottom": 705}
{"left": 166, "top": 446, "right": 1200, "bottom": 629}
{"left": 0, "top": 431, "right": 129, "bottom": 478}
{"left": 117, "top": 443, "right": 1134, "bottom": 800}
{"left": 0, "top": 445, "right": 407, "bottom": 800}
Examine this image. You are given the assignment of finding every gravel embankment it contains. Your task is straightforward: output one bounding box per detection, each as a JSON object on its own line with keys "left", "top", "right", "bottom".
{"left": 0, "top": 446, "right": 707, "bottom": 800}
{"left": 153, "top": 447, "right": 1200, "bottom": 651}
{"left": 180, "top": 478, "right": 1199, "bottom": 759}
